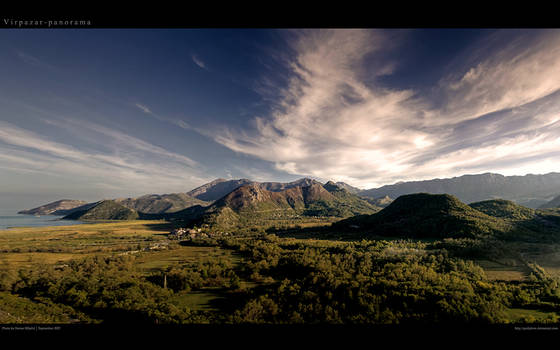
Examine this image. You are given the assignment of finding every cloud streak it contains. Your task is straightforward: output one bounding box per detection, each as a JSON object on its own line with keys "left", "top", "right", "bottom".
{"left": 214, "top": 29, "right": 560, "bottom": 188}
{"left": 134, "top": 103, "right": 193, "bottom": 131}
{"left": 191, "top": 54, "right": 208, "bottom": 70}
{"left": 0, "top": 120, "right": 209, "bottom": 195}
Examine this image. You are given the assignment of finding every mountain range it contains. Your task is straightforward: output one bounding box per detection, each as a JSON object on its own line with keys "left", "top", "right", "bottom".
{"left": 186, "top": 177, "right": 322, "bottom": 201}
{"left": 359, "top": 172, "right": 560, "bottom": 208}
{"left": 17, "top": 172, "right": 560, "bottom": 222}
{"left": 187, "top": 172, "right": 560, "bottom": 209}
{"left": 162, "top": 181, "right": 381, "bottom": 229}
{"left": 17, "top": 180, "right": 378, "bottom": 224}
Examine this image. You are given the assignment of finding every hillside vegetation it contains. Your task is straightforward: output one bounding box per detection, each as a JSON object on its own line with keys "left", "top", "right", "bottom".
{"left": 469, "top": 199, "right": 537, "bottom": 220}
{"left": 174, "top": 183, "right": 380, "bottom": 230}
{"left": 115, "top": 193, "right": 209, "bottom": 214}
{"left": 2, "top": 223, "right": 560, "bottom": 325}
{"left": 335, "top": 193, "right": 511, "bottom": 239}
{"left": 63, "top": 200, "right": 139, "bottom": 221}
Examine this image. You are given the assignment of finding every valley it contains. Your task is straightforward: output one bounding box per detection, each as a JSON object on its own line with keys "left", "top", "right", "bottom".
{"left": 3, "top": 177, "right": 560, "bottom": 325}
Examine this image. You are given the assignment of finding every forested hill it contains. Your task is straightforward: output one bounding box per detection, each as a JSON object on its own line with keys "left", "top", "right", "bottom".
{"left": 63, "top": 200, "right": 139, "bottom": 221}
{"left": 335, "top": 193, "right": 511, "bottom": 239}
{"left": 114, "top": 193, "right": 209, "bottom": 214}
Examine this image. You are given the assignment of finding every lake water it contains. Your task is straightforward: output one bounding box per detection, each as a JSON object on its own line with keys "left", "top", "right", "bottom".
{"left": 0, "top": 209, "right": 84, "bottom": 230}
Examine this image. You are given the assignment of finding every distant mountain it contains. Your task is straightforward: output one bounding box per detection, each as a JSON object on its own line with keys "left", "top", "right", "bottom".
{"left": 63, "top": 200, "right": 139, "bottom": 221}
{"left": 469, "top": 199, "right": 536, "bottom": 221}
{"left": 359, "top": 173, "right": 560, "bottom": 208}
{"left": 335, "top": 193, "right": 509, "bottom": 239}
{"left": 187, "top": 178, "right": 253, "bottom": 201}
{"left": 187, "top": 177, "right": 323, "bottom": 202}
{"left": 173, "top": 182, "right": 380, "bottom": 229}
{"left": 539, "top": 195, "right": 560, "bottom": 209}
{"left": 115, "top": 193, "right": 209, "bottom": 214}
{"left": 259, "top": 178, "right": 321, "bottom": 192}
{"left": 363, "top": 195, "right": 393, "bottom": 208}
{"left": 335, "top": 182, "right": 361, "bottom": 194}
{"left": 18, "top": 200, "right": 88, "bottom": 216}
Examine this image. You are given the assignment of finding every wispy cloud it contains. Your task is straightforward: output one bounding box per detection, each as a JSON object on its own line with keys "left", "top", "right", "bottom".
{"left": 0, "top": 120, "right": 209, "bottom": 195}
{"left": 214, "top": 29, "right": 560, "bottom": 188}
{"left": 135, "top": 103, "right": 152, "bottom": 114}
{"left": 191, "top": 54, "right": 208, "bottom": 70}
{"left": 14, "top": 49, "right": 56, "bottom": 70}
{"left": 134, "top": 102, "right": 192, "bottom": 131}
{"left": 432, "top": 29, "right": 560, "bottom": 126}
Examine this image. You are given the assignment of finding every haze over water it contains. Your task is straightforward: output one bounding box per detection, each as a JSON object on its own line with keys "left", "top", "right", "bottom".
{"left": 0, "top": 208, "right": 83, "bottom": 230}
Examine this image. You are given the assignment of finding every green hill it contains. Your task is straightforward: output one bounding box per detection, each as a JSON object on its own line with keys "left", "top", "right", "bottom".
{"left": 335, "top": 193, "right": 510, "bottom": 239}
{"left": 319, "top": 181, "right": 382, "bottom": 216}
{"left": 469, "top": 199, "right": 536, "bottom": 220}
{"left": 115, "top": 193, "right": 209, "bottom": 214}
{"left": 63, "top": 200, "right": 139, "bottom": 221}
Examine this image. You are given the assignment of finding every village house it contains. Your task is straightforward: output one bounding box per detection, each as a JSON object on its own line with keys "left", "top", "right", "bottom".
{"left": 168, "top": 227, "right": 230, "bottom": 241}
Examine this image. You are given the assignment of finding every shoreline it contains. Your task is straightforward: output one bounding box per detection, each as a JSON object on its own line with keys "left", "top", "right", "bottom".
{"left": 0, "top": 213, "right": 86, "bottom": 231}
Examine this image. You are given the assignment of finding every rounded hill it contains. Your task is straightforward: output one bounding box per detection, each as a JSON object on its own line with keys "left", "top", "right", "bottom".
{"left": 335, "top": 193, "right": 510, "bottom": 238}
{"left": 63, "top": 200, "right": 139, "bottom": 221}
{"left": 469, "top": 199, "right": 536, "bottom": 220}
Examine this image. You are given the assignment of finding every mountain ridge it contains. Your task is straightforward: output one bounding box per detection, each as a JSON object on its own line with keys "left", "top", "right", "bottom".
{"left": 187, "top": 177, "right": 323, "bottom": 202}
{"left": 171, "top": 182, "right": 381, "bottom": 229}
{"left": 18, "top": 200, "right": 89, "bottom": 216}
{"left": 114, "top": 193, "right": 209, "bottom": 214}
{"left": 63, "top": 200, "right": 139, "bottom": 221}
{"left": 540, "top": 194, "right": 560, "bottom": 209}
{"left": 359, "top": 172, "right": 560, "bottom": 208}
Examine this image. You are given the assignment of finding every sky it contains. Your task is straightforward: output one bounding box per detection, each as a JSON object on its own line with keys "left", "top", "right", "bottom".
{"left": 1, "top": 28, "right": 560, "bottom": 210}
